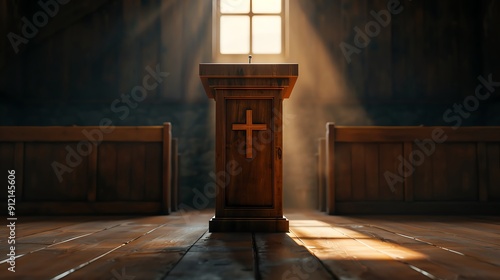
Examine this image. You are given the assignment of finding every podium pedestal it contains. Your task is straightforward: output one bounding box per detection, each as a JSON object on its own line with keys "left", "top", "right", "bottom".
{"left": 200, "top": 63, "right": 298, "bottom": 232}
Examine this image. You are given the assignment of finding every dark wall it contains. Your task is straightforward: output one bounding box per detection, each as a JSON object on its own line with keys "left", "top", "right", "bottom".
{"left": 1, "top": 0, "right": 499, "bottom": 209}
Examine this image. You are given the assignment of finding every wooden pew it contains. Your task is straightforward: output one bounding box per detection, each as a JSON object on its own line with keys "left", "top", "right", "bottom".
{"left": 317, "top": 138, "right": 326, "bottom": 212}
{"left": 325, "top": 123, "right": 500, "bottom": 214}
{"left": 0, "top": 123, "right": 172, "bottom": 215}
{"left": 171, "top": 138, "right": 179, "bottom": 212}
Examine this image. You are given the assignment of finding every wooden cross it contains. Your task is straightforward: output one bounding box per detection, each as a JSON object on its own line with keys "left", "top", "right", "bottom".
{"left": 232, "top": 110, "right": 267, "bottom": 158}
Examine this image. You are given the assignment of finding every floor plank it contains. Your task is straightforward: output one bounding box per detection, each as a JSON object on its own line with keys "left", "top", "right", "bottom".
{"left": 1, "top": 216, "right": 99, "bottom": 238}
{"left": 289, "top": 219, "right": 429, "bottom": 280}
{"left": 290, "top": 212, "right": 500, "bottom": 280}
{"left": 164, "top": 232, "right": 255, "bottom": 280}
{"left": 255, "top": 232, "right": 334, "bottom": 280}
{"left": 333, "top": 224, "right": 500, "bottom": 279}
{"left": 0, "top": 217, "right": 131, "bottom": 263}
{"left": 0, "top": 215, "right": 203, "bottom": 279}
{"left": 335, "top": 216, "right": 500, "bottom": 266}
{"left": 1, "top": 211, "right": 499, "bottom": 279}
{"left": 3, "top": 224, "right": 160, "bottom": 279}
{"left": 344, "top": 222, "right": 500, "bottom": 267}
{"left": 66, "top": 225, "right": 207, "bottom": 279}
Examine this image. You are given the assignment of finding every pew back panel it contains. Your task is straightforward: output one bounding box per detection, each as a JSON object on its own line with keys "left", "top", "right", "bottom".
{"left": 0, "top": 124, "right": 172, "bottom": 214}
{"left": 326, "top": 124, "right": 500, "bottom": 214}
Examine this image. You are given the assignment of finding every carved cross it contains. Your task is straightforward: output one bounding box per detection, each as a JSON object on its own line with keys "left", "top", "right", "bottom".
{"left": 232, "top": 110, "right": 267, "bottom": 158}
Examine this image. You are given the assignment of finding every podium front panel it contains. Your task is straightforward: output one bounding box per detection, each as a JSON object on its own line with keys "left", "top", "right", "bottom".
{"left": 199, "top": 63, "right": 297, "bottom": 232}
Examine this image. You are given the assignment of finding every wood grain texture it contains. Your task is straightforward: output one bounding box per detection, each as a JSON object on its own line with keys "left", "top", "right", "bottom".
{"left": 145, "top": 143, "right": 163, "bottom": 201}
{"left": 165, "top": 232, "right": 254, "bottom": 280}
{"left": 431, "top": 144, "right": 449, "bottom": 201}
{"left": 334, "top": 126, "right": 500, "bottom": 142}
{"left": 351, "top": 143, "right": 366, "bottom": 201}
{"left": 171, "top": 138, "right": 179, "bottom": 211}
{"left": 364, "top": 143, "right": 379, "bottom": 200}
{"left": 226, "top": 100, "right": 273, "bottom": 207}
{"left": 477, "top": 142, "right": 489, "bottom": 202}
{"left": 335, "top": 143, "right": 352, "bottom": 202}
{"left": 317, "top": 138, "right": 326, "bottom": 211}
{"left": 200, "top": 63, "right": 298, "bottom": 99}
{"left": 205, "top": 63, "right": 295, "bottom": 231}
{"left": 0, "top": 126, "right": 164, "bottom": 142}
{"left": 378, "top": 143, "right": 404, "bottom": 201}
{"left": 325, "top": 126, "right": 500, "bottom": 214}
{"left": 403, "top": 142, "right": 414, "bottom": 202}
{"left": 326, "top": 122, "right": 336, "bottom": 214}
{"left": 0, "top": 143, "right": 15, "bottom": 201}
{"left": 0, "top": 125, "right": 171, "bottom": 214}
{"left": 1, "top": 0, "right": 495, "bottom": 106}
{"left": 24, "top": 143, "right": 89, "bottom": 201}
{"left": 163, "top": 122, "right": 172, "bottom": 214}
{"left": 486, "top": 143, "right": 500, "bottom": 201}
{"left": 0, "top": 211, "right": 499, "bottom": 279}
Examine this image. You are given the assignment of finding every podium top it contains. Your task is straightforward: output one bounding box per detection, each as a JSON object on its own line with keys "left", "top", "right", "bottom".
{"left": 199, "top": 63, "right": 298, "bottom": 99}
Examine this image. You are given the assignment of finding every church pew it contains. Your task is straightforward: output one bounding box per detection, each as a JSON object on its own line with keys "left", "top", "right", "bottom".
{"left": 325, "top": 123, "right": 500, "bottom": 214}
{"left": 0, "top": 123, "right": 173, "bottom": 215}
{"left": 171, "top": 138, "right": 179, "bottom": 212}
{"left": 317, "top": 138, "right": 326, "bottom": 212}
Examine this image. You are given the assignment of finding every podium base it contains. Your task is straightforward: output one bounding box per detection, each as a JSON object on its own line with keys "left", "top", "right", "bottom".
{"left": 209, "top": 216, "right": 289, "bottom": 232}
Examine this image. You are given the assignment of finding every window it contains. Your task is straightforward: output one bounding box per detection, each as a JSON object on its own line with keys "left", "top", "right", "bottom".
{"left": 214, "top": 0, "right": 287, "bottom": 59}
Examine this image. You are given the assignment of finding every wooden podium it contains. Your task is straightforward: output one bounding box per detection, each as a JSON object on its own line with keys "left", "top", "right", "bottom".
{"left": 200, "top": 63, "right": 298, "bottom": 232}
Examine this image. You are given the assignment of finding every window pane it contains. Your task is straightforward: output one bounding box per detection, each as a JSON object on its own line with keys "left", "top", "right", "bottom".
{"left": 252, "top": 0, "right": 281, "bottom": 13}
{"left": 220, "top": 16, "right": 250, "bottom": 54}
{"left": 252, "top": 16, "right": 281, "bottom": 54}
{"left": 220, "top": 0, "right": 250, "bottom": 13}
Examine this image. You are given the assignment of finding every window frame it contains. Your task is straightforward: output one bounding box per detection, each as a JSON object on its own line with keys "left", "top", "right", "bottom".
{"left": 212, "top": 0, "right": 289, "bottom": 62}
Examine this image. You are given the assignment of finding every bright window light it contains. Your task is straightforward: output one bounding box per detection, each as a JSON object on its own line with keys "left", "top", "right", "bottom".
{"left": 220, "top": 16, "right": 250, "bottom": 54}
{"left": 252, "top": 16, "right": 281, "bottom": 54}
{"left": 218, "top": 0, "right": 284, "bottom": 55}
{"left": 220, "top": 0, "right": 250, "bottom": 13}
{"left": 252, "top": 0, "right": 281, "bottom": 13}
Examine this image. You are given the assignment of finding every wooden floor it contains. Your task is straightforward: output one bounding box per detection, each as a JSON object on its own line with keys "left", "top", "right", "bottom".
{"left": 1, "top": 211, "right": 499, "bottom": 279}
